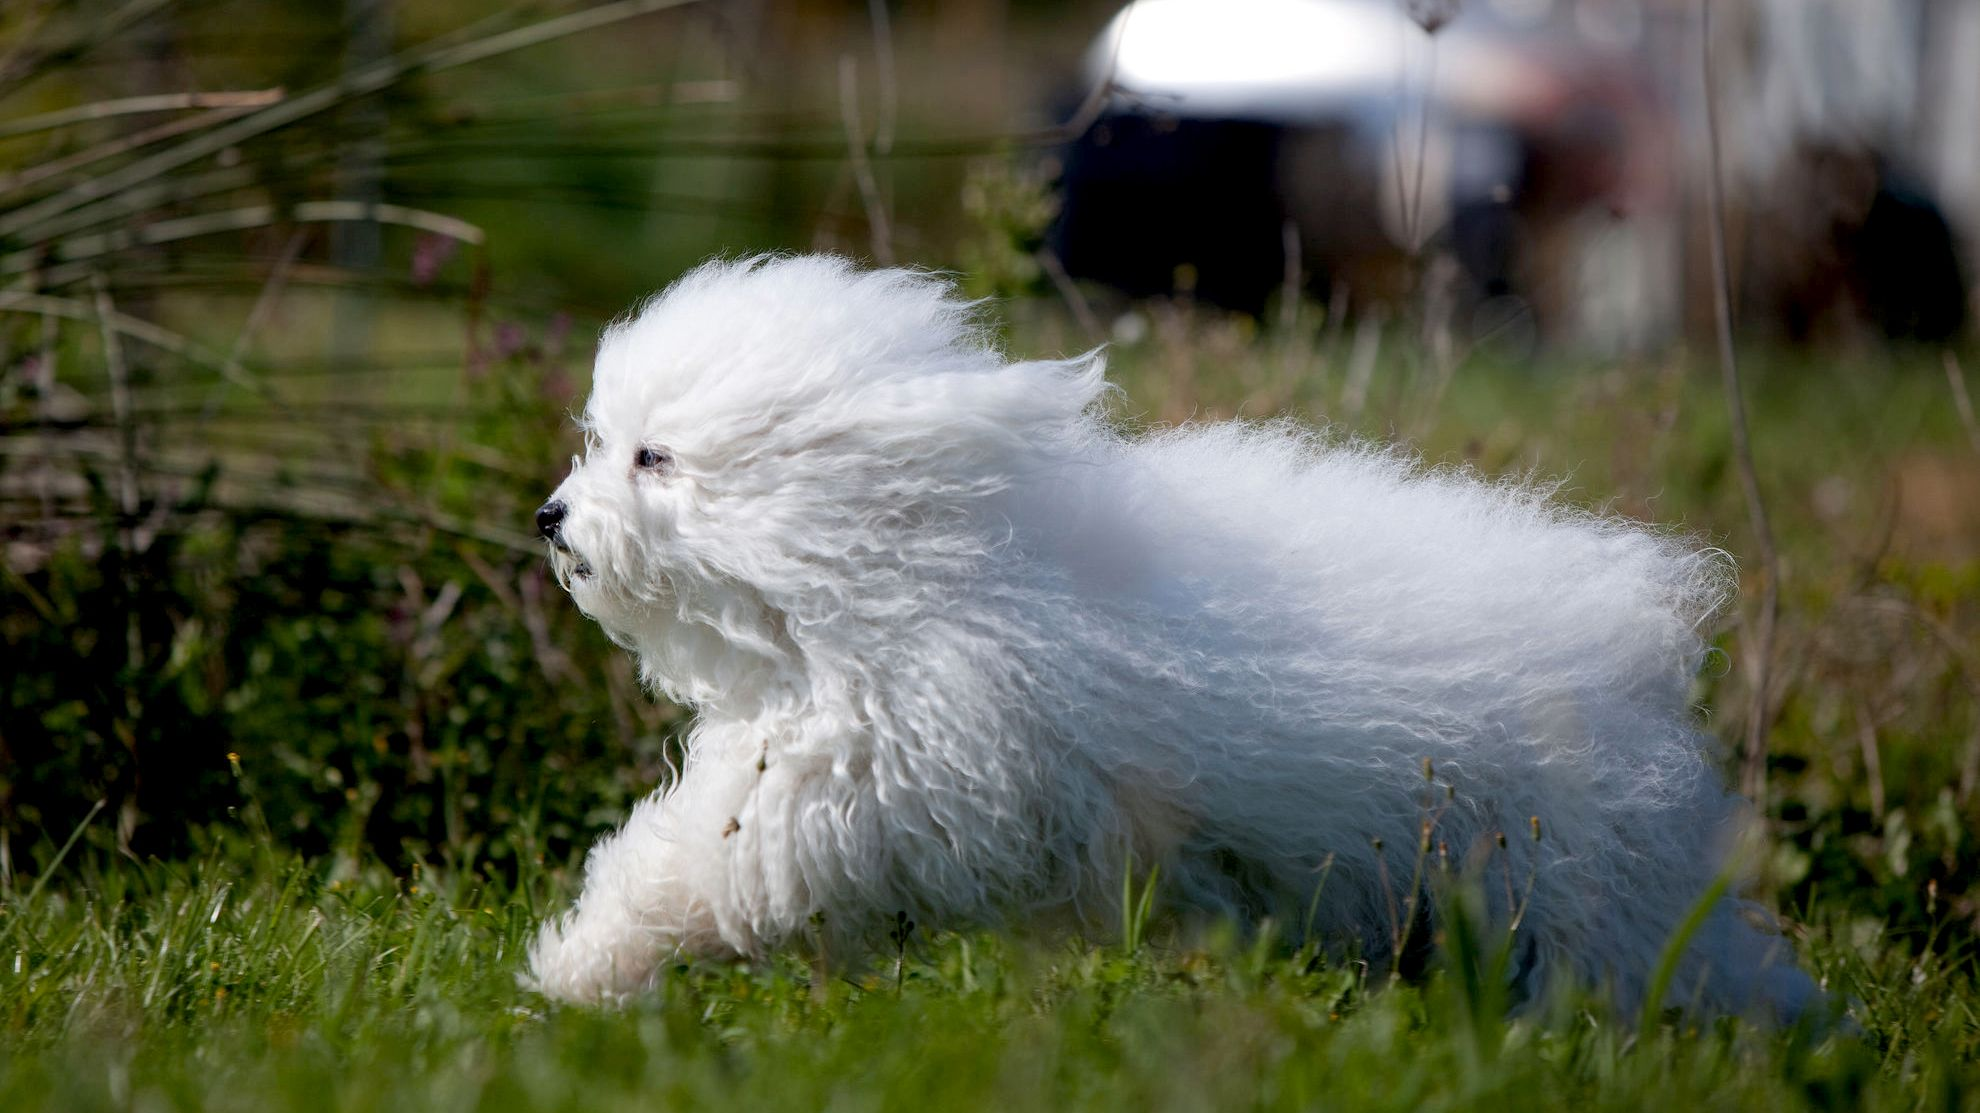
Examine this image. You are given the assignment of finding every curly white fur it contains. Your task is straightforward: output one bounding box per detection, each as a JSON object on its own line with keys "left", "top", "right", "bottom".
{"left": 525, "top": 254, "right": 1811, "bottom": 1016}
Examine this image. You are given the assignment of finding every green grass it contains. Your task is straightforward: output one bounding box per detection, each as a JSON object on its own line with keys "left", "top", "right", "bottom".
{"left": 2, "top": 847, "right": 1975, "bottom": 1112}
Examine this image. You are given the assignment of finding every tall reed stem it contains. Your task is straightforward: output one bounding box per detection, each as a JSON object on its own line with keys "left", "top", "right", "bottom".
{"left": 1699, "top": 0, "right": 1778, "bottom": 806}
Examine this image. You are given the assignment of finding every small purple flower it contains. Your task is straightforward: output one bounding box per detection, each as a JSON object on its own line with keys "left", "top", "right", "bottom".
{"left": 494, "top": 321, "right": 527, "bottom": 360}
{"left": 545, "top": 311, "right": 573, "bottom": 356}
{"left": 411, "top": 234, "right": 459, "bottom": 287}
{"left": 540, "top": 367, "right": 574, "bottom": 404}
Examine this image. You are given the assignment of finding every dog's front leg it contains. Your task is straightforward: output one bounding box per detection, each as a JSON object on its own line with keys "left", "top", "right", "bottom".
{"left": 526, "top": 732, "right": 766, "bottom": 1004}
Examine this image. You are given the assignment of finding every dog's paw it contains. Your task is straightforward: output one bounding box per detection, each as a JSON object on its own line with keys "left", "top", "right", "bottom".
{"left": 523, "top": 911, "right": 663, "bottom": 1006}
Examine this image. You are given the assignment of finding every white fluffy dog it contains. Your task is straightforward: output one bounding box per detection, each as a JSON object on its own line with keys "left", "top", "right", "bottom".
{"left": 526, "top": 254, "right": 1810, "bottom": 1015}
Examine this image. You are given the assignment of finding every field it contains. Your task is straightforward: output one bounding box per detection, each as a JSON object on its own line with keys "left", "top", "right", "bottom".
{"left": 6, "top": 326, "right": 1980, "bottom": 1110}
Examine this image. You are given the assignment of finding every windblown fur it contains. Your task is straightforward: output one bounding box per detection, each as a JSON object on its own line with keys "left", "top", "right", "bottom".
{"left": 526, "top": 254, "right": 1811, "bottom": 1015}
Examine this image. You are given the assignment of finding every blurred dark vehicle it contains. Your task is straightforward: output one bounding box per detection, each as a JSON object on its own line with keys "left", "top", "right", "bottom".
{"left": 1754, "top": 144, "right": 1968, "bottom": 344}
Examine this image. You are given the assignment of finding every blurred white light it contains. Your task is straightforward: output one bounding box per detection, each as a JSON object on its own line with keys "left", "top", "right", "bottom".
{"left": 1088, "top": 0, "right": 1539, "bottom": 123}
{"left": 1094, "top": 0, "right": 1412, "bottom": 118}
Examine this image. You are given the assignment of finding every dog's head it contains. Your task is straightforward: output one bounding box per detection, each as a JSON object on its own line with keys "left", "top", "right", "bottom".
{"left": 537, "top": 255, "right": 1105, "bottom": 704}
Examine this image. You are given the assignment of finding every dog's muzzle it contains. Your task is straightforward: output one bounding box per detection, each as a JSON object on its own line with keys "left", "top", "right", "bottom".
{"left": 535, "top": 499, "right": 592, "bottom": 579}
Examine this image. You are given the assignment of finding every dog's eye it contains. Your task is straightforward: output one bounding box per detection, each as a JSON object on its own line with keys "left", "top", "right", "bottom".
{"left": 633, "top": 445, "right": 675, "bottom": 473}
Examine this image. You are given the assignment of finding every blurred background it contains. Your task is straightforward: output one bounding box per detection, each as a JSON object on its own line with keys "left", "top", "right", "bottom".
{"left": 1, "top": 0, "right": 1976, "bottom": 945}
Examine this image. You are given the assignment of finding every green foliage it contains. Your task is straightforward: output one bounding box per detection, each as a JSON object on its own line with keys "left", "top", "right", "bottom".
{"left": 0, "top": 341, "right": 676, "bottom": 875}
{"left": 956, "top": 157, "right": 1060, "bottom": 302}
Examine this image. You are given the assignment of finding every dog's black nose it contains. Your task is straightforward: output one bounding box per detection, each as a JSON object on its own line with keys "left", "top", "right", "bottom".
{"left": 536, "top": 500, "right": 566, "bottom": 540}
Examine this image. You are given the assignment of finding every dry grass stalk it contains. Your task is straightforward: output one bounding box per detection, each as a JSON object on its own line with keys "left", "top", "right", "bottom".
{"left": 1856, "top": 703, "right": 1886, "bottom": 822}
{"left": 866, "top": 0, "right": 898, "bottom": 158}
{"left": 1945, "top": 351, "right": 1980, "bottom": 455}
{"left": 0, "top": 290, "right": 255, "bottom": 392}
{"left": 1699, "top": 0, "right": 1780, "bottom": 806}
{"left": 838, "top": 54, "right": 895, "bottom": 266}
{"left": 1035, "top": 245, "right": 1103, "bottom": 341}
{"left": 0, "top": 0, "right": 701, "bottom": 243}
{"left": 0, "top": 102, "right": 273, "bottom": 195}
{"left": 34, "top": 309, "right": 57, "bottom": 521}
{"left": 0, "top": 89, "right": 284, "bottom": 141}
{"left": 207, "top": 228, "right": 312, "bottom": 422}
{"left": 90, "top": 272, "right": 145, "bottom": 855}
